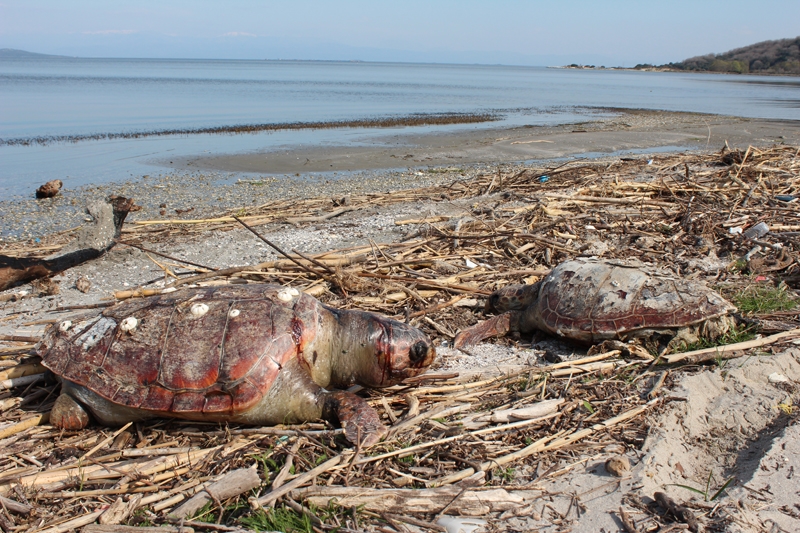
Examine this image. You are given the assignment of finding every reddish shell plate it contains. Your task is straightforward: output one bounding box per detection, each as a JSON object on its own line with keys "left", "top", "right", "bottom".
{"left": 38, "top": 285, "right": 320, "bottom": 415}
{"left": 529, "top": 259, "right": 735, "bottom": 343}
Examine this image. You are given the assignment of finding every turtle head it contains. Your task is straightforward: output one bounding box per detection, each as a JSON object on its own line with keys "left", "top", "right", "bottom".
{"left": 487, "top": 282, "right": 540, "bottom": 313}
{"left": 330, "top": 310, "right": 436, "bottom": 388}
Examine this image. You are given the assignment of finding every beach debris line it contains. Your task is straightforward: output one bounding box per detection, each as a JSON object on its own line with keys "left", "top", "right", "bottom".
{"left": 0, "top": 196, "right": 134, "bottom": 292}
{"left": 453, "top": 257, "right": 737, "bottom": 354}
{"left": 0, "top": 112, "right": 499, "bottom": 147}
{"left": 36, "top": 283, "right": 436, "bottom": 448}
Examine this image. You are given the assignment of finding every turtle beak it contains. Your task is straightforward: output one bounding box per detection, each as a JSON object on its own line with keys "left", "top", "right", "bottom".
{"left": 364, "top": 317, "right": 435, "bottom": 386}
{"left": 383, "top": 325, "right": 435, "bottom": 383}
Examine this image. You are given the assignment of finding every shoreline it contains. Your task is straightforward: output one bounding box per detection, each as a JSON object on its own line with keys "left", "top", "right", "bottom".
{"left": 2, "top": 109, "right": 799, "bottom": 243}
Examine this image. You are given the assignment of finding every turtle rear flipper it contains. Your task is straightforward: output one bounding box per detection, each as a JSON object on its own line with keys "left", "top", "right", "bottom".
{"left": 453, "top": 311, "right": 516, "bottom": 349}
{"left": 325, "top": 391, "right": 387, "bottom": 448}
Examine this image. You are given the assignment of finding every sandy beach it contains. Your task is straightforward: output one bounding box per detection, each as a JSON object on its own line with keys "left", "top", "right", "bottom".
{"left": 3, "top": 109, "right": 800, "bottom": 243}
{"left": 1, "top": 110, "right": 799, "bottom": 532}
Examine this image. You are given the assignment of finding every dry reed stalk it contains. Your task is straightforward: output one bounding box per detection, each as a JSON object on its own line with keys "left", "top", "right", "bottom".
{"left": 255, "top": 454, "right": 345, "bottom": 507}
{"left": 0, "top": 413, "right": 49, "bottom": 440}
{"left": 0, "top": 363, "right": 45, "bottom": 381}
{"left": 664, "top": 327, "right": 800, "bottom": 364}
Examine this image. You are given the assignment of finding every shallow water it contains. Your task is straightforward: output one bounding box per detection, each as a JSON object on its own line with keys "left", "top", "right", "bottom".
{"left": 1, "top": 58, "right": 799, "bottom": 197}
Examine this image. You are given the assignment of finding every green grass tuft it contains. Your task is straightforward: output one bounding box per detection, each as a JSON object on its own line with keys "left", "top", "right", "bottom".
{"left": 672, "top": 470, "right": 735, "bottom": 501}
{"left": 734, "top": 283, "right": 797, "bottom": 314}
{"left": 681, "top": 324, "right": 757, "bottom": 353}
{"left": 241, "top": 507, "right": 314, "bottom": 533}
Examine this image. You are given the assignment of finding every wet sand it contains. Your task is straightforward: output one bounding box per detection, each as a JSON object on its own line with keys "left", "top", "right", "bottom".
{"left": 179, "top": 109, "right": 800, "bottom": 175}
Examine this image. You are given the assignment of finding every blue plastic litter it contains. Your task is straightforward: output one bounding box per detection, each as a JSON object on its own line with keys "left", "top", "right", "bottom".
{"left": 538, "top": 175, "right": 549, "bottom": 183}
{"left": 775, "top": 195, "right": 796, "bottom": 202}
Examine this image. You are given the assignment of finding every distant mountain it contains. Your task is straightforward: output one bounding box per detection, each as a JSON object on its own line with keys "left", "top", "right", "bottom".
{"left": 635, "top": 36, "right": 800, "bottom": 75}
{"left": 0, "top": 48, "right": 71, "bottom": 59}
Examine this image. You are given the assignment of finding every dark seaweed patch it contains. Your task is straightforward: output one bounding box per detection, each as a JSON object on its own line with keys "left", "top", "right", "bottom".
{"left": 0, "top": 112, "right": 499, "bottom": 147}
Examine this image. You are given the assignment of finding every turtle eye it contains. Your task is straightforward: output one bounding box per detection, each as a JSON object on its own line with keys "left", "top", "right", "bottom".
{"left": 409, "top": 341, "right": 429, "bottom": 365}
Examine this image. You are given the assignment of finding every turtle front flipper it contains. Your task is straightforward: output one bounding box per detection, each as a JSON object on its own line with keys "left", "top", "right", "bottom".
{"left": 324, "top": 391, "right": 387, "bottom": 448}
{"left": 52, "top": 392, "right": 91, "bottom": 429}
{"left": 453, "top": 311, "right": 518, "bottom": 349}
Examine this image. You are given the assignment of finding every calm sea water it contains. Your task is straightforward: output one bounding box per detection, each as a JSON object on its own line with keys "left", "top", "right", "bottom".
{"left": 1, "top": 57, "right": 799, "bottom": 197}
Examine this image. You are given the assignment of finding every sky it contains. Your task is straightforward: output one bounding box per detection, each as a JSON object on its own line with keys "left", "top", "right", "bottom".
{"left": 1, "top": 0, "right": 799, "bottom": 66}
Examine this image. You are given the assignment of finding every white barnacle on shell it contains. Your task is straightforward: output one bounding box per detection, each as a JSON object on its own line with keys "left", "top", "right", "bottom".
{"left": 288, "top": 287, "right": 300, "bottom": 296}
{"left": 190, "top": 303, "right": 210, "bottom": 318}
{"left": 120, "top": 316, "right": 138, "bottom": 333}
{"left": 277, "top": 289, "right": 294, "bottom": 302}
{"left": 59, "top": 320, "right": 72, "bottom": 333}
{"left": 229, "top": 308, "right": 240, "bottom": 318}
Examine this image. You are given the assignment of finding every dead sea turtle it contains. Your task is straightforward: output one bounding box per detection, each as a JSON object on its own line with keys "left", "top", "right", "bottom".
{"left": 37, "top": 284, "right": 436, "bottom": 447}
{"left": 454, "top": 258, "right": 736, "bottom": 351}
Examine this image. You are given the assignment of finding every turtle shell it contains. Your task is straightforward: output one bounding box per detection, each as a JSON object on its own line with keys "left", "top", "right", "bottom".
{"left": 38, "top": 284, "right": 320, "bottom": 416}
{"left": 525, "top": 259, "right": 735, "bottom": 343}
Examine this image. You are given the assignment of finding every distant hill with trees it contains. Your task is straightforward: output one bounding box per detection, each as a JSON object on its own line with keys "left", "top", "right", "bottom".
{"left": 0, "top": 48, "right": 70, "bottom": 59}
{"left": 635, "top": 36, "right": 800, "bottom": 75}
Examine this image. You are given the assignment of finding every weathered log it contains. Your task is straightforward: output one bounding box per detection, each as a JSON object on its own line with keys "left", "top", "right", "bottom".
{"left": 290, "top": 486, "right": 524, "bottom": 516}
{"left": 0, "top": 196, "right": 133, "bottom": 291}
{"left": 170, "top": 467, "right": 261, "bottom": 519}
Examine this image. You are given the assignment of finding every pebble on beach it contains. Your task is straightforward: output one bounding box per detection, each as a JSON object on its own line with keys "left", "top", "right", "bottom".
{"left": 605, "top": 455, "right": 631, "bottom": 477}
{"left": 35, "top": 179, "right": 63, "bottom": 199}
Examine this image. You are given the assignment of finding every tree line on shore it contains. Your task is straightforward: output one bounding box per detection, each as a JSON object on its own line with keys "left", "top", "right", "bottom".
{"left": 635, "top": 36, "right": 800, "bottom": 75}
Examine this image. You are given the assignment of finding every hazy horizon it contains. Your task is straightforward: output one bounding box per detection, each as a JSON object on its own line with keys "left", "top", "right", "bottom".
{"left": 2, "top": 1, "right": 800, "bottom": 68}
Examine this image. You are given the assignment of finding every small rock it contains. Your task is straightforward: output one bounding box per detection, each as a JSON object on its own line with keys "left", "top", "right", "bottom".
{"left": 35, "top": 179, "right": 63, "bottom": 199}
{"left": 768, "top": 372, "right": 789, "bottom": 384}
{"left": 75, "top": 277, "right": 91, "bottom": 293}
{"left": 605, "top": 455, "right": 631, "bottom": 477}
{"left": 31, "top": 278, "right": 60, "bottom": 296}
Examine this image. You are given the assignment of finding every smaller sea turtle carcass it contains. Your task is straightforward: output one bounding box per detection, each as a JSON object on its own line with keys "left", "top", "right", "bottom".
{"left": 454, "top": 258, "right": 737, "bottom": 353}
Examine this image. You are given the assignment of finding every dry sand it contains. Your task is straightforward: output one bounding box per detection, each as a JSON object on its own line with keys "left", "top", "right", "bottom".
{"left": 1, "top": 109, "right": 800, "bottom": 532}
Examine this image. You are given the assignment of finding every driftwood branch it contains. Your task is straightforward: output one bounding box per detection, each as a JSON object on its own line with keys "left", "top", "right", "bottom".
{"left": 291, "top": 486, "right": 524, "bottom": 516}
{"left": 170, "top": 467, "right": 261, "bottom": 518}
{"left": 0, "top": 197, "right": 133, "bottom": 291}
{"left": 663, "top": 328, "right": 800, "bottom": 364}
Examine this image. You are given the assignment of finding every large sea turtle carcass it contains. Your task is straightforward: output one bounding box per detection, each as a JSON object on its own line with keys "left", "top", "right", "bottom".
{"left": 37, "top": 284, "right": 436, "bottom": 447}
{"left": 454, "top": 258, "right": 736, "bottom": 351}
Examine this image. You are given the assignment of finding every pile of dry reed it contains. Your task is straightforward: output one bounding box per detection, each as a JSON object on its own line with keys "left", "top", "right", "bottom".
{"left": 1, "top": 145, "right": 799, "bottom": 532}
